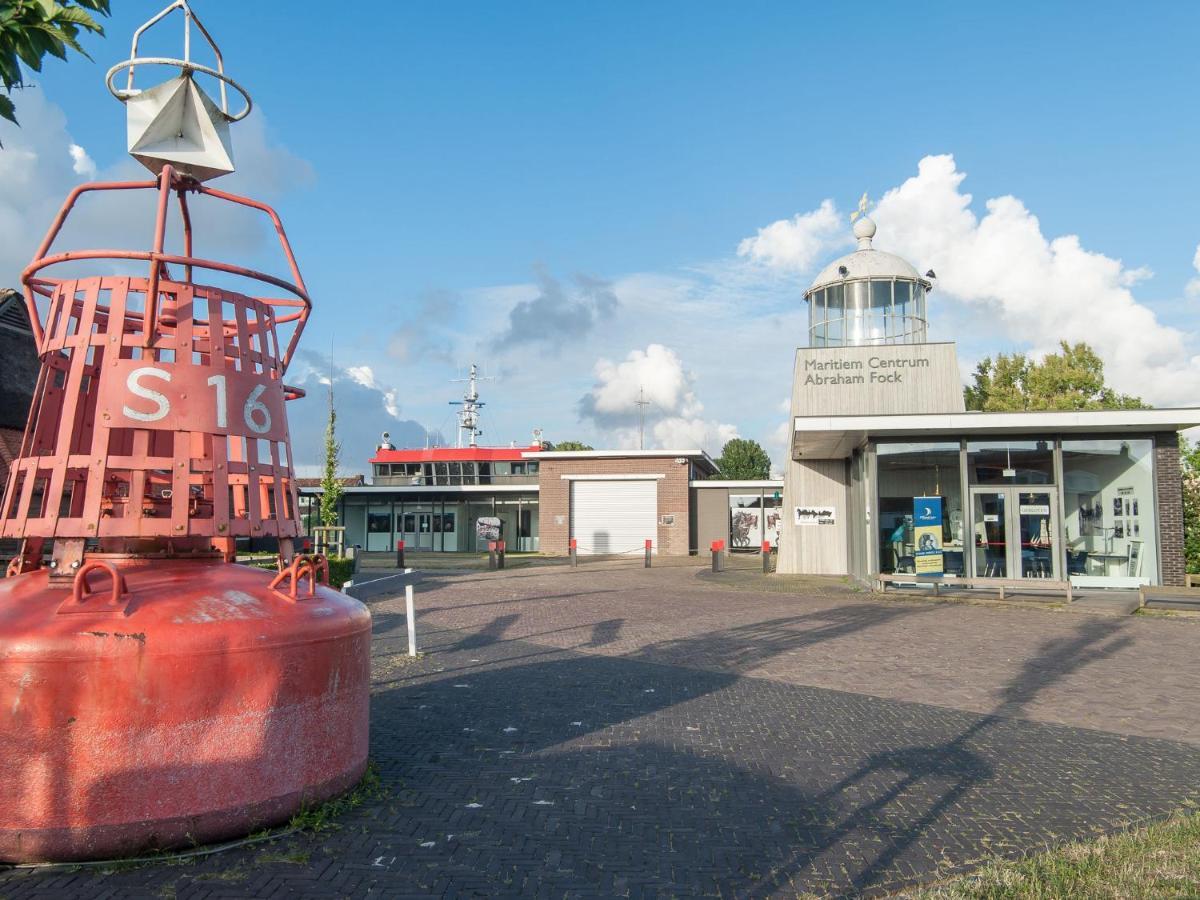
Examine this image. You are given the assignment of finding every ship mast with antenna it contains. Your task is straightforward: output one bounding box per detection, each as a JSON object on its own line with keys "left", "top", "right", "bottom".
{"left": 449, "top": 363, "right": 494, "bottom": 448}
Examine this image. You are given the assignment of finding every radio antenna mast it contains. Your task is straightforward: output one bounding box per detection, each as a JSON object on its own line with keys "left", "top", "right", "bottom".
{"left": 635, "top": 385, "right": 651, "bottom": 450}
{"left": 449, "top": 363, "right": 496, "bottom": 448}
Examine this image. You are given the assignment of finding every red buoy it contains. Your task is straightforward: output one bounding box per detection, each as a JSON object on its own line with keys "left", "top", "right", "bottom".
{"left": 0, "top": 561, "right": 369, "bottom": 861}
{"left": 0, "top": 2, "right": 371, "bottom": 862}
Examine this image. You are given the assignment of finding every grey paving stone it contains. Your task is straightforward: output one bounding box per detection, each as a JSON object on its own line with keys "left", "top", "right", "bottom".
{"left": 2, "top": 565, "right": 1199, "bottom": 898}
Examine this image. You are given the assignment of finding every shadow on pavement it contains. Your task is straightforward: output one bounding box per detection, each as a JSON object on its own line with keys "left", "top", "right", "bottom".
{"left": 2, "top": 585, "right": 1194, "bottom": 899}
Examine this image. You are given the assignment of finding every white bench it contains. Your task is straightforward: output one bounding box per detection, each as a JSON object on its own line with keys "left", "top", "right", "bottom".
{"left": 877, "top": 572, "right": 1073, "bottom": 602}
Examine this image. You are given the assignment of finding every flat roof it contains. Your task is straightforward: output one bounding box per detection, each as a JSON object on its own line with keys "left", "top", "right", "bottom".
{"left": 370, "top": 446, "right": 540, "bottom": 465}
{"left": 523, "top": 449, "right": 712, "bottom": 459}
{"left": 523, "top": 451, "right": 710, "bottom": 480}
{"left": 792, "top": 408, "right": 1200, "bottom": 458}
{"left": 690, "top": 480, "right": 784, "bottom": 488}
{"left": 298, "top": 484, "right": 536, "bottom": 495}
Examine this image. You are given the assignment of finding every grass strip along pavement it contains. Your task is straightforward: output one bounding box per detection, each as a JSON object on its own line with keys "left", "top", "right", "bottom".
{"left": 905, "top": 807, "right": 1200, "bottom": 898}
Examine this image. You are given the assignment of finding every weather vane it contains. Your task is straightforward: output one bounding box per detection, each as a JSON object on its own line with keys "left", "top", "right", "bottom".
{"left": 850, "top": 192, "right": 871, "bottom": 223}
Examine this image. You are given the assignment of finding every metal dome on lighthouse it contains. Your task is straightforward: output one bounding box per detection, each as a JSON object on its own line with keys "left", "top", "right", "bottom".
{"left": 805, "top": 194, "right": 932, "bottom": 347}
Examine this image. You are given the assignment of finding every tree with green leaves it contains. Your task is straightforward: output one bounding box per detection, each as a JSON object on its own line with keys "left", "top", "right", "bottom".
{"left": 548, "top": 440, "right": 593, "bottom": 451}
{"left": 964, "top": 341, "right": 1146, "bottom": 412}
{"left": 1183, "top": 438, "right": 1200, "bottom": 575}
{"left": 318, "top": 385, "right": 343, "bottom": 527}
{"left": 715, "top": 437, "right": 771, "bottom": 480}
{"left": 0, "top": 0, "right": 111, "bottom": 136}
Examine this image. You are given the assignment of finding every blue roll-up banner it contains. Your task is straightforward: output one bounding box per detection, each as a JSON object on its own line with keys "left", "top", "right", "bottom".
{"left": 913, "top": 496, "right": 944, "bottom": 576}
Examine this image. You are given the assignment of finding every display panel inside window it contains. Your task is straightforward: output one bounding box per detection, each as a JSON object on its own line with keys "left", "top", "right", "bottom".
{"left": 1061, "top": 439, "right": 1156, "bottom": 584}
{"left": 877, "top": 442, "right": 963, "bottom": 576}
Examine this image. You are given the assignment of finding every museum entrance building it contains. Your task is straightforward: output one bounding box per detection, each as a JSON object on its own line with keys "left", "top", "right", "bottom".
{"left": 778, "top": 213, "right": 1199, "bottom": 588}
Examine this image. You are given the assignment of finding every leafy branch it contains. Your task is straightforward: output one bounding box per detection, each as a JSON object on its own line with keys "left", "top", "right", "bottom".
{"left": 0, "top": 0, "right": 111, "bottom": 136}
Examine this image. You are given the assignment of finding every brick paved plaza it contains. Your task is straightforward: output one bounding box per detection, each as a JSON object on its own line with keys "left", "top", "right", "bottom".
{"left": 3, "top": 563, "right": 1200, "bottom": 898}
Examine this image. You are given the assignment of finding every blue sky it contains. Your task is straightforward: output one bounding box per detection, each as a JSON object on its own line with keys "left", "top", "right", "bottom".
{"left": 7, "top": 1, "right": 1200, "bottom": 472}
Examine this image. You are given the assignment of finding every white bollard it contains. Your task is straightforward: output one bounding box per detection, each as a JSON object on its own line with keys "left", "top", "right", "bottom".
{"left": 405, "top": 583, "right": 417, "bottom": 657}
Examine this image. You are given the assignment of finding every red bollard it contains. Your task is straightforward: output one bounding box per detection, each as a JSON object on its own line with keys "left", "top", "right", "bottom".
{"left": 644, "top": 538, "right": 653, "bottom": 568}
{"left": 569, "top": 538, "right": 578, "bottom": 568}
{"left": 488, "top": 541, "right": 498, "bottom": 570}
{"left": 497, "top": 539, "right": 506, "bottom": 570}
{"left": 396, "top": 539, "right": 406, "bottom": 569}
{"left": 711, "top": 539, "right": 725, "bottom": 573}
{"left": 762, "top": 540, "right": 772, "bottom": 574}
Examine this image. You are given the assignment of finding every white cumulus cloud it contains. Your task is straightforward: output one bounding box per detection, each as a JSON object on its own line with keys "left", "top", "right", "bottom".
{"left": 736, "top": 153, "right": 1200, "bottom": 407}
{"left": 68, "top": 143, "right": 96, "bottom": 178}
{"left": 578, "top": 344, "right": 737, "bottom": 454}
{"left": 649, "top": 417, "right": 739, "bottom": 455}
{"left": 0, "top": 89, "right": 314, "bottom": 292}
{"left": 736, "top": 198, "right": 846, "bottom": 271}
{"left": 288, "top": 352, "right": 433, "bottom": 475}
{"left": 1187, "top": 244, "right": 1200, "bottom": 299}
{"left": 345, "top": 365, "right": 401, "bottom": 419}
{"left": 869, "top": 154, "right": 1200, "bottom": 406}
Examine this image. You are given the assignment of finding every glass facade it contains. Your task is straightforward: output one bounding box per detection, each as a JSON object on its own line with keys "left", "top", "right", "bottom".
{"left": 877, "top": 442, "right": 964, "bottom": 575}
{"left": 372, "top": 460, "right": 539, "bottom": 485}
{"left": 873, "top": 435, "right": 1162, "bottom": 586}
{"left": 1061, "top": 439, "right": 1157, "bottom": 583}
{"left": 728, "top": 492, "right": 784, "bottom": 551}
{"left": 808, "top": 278, "right": 928, "bottom": 347}
{"left": 341, "top": 493, "right": 539, "bottom": 553}
{"left": 967, "top": 440, "right": 1054, "bottom": 485}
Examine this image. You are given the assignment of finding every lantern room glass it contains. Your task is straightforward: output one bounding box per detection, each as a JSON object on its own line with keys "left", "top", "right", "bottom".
{"left": 807, "top": 278, "right": 928, "bottom": 347}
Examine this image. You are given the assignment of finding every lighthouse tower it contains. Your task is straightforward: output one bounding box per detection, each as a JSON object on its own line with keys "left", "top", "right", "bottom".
{"left": 803, "top": 209, "right": 933, "bottom": 347}
{"left": 0, "top": 1, "right": 370, "bottom": 862}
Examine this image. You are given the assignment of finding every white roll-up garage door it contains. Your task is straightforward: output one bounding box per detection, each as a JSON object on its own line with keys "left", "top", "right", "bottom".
{"left": 570, "top": 479, "right": 658, "bottom": 555}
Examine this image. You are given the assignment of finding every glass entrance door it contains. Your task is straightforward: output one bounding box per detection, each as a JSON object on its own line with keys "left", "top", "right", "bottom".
{"left": 1014, "top": 491, "right": 1056, "bottom": 579}
{"left": 415, "top": 512, "right": 433, "bottom": 550}
{"left": 971, "top": 490, "right": 1009, "bottom": 577}
{"left": 970, "top": 488, "right": 1058, "bottom": 579}
{"left": 401, "top": 512, "right": 434, "bottom": 550}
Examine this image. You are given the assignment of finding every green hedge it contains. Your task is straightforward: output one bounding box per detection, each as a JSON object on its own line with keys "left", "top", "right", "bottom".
{"left": 243, "top": 554, "right": 354, "bottom": 589}
{"left": 326, "top": 556, "right": 354, "bottom": 587}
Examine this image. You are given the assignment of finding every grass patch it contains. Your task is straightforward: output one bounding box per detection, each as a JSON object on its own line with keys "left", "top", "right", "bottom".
{"left": 904, "top": 808, "right": 1200, "bottom": 898}
{"left": 255, "top": 847, "right": 311, "bottom": 865}
{"left": 193, "top": 862, "right": 249, "bottom": 882}
{"left": 287, "top": 760, "right": 388, "bottom": 833}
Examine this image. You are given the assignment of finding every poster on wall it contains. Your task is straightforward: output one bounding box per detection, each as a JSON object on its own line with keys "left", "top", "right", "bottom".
{"left": 764, "top": 509, "right": 782, "bottom": 547}
{"left": 730, "top": 508, "right": 762, "bottom": 548}
{"left": 475, "top": 517, "right": 501, "bottom": 542}
{"left": 913, "top": 496, "right": 944, "bottom": 576}
{"left": 1077, "top": 493, "right": 1100, "bottom": 537}
{"left": 794, "top": 505, "right": 835, "bottom": 526}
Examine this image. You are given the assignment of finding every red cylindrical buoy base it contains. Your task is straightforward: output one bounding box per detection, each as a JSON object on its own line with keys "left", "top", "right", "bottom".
{"left": 0, "top": 558, "right": 371, "bottom": 862}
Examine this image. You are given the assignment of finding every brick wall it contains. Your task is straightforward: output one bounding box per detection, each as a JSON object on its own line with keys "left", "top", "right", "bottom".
{"left": 537, "top": 456, "right": 693, "bottom": 556}
{"left": 1154, "top": 432, "right": 1186, "bottom": 587}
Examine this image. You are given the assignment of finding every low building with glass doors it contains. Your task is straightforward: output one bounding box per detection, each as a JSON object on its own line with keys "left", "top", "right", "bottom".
{"left": 778, "top": 212, "right": 1199, "bottom": 588}
{"left": 336, "top": 445, "right": 543, "bottom": 552}
{"left": 790, "top": 412, "right": 1197, "bottom": 588}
